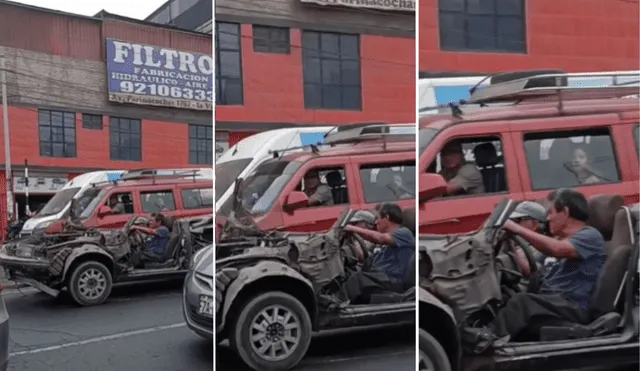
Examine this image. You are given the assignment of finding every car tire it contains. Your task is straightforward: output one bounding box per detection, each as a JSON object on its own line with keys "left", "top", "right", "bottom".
{"left": 419, "top": 329, "right": 451, "bottom": 371}
{"left": 231, "top": 291, "right": 312, "bottom": 371}
{"left": 48, "top": 248, "right": 72, "bottom": 277}
{"left": 68, "top": 261, "right": 113, "bottom": 307}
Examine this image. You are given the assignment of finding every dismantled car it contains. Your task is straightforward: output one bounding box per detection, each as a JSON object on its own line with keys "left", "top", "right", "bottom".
{"left": 417, "top": 174, "right": 640, "bottom": 371}
{"left": 215, "top": 208, "right": 416, "bottom": 371}
{"left": 0, "top": 202, "right": 213, "bottom": 306}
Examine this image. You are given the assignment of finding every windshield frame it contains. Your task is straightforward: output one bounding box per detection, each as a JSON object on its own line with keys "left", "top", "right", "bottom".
{"left": 215, "top": 158, "right": 253, "bottom": 202}
{"left": 77, "top": 188, "right": 109, "bottom": 219}
{"left": 36, "top": 187, "right": 81, "bottom": 217}
{"left": 419, "top": 127, "right": 439, "bottom": 156}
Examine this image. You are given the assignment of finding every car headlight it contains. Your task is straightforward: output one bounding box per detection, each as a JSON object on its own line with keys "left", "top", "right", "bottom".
{"left": 15, "top": 246, "right": 33, "bottom": 258}
{"left": 34, "top": 220, "right": 54, "bottom": 231}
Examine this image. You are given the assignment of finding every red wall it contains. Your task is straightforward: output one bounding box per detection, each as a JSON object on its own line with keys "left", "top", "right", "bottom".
{"left": 0, "top": 105, "right": 192, "bottom": 169}
{"left": 419, "top": 0, "right": 639, "bottom": 72}
{"left": 216, "top": 24, "right": 416, "bottom": 126}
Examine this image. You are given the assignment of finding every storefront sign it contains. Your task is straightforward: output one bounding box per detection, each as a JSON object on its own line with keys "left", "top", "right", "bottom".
{"left": 13, "top": 176, "right": 68, "bottom": 194}
{"left": 106, "top": 39, "right": 213, "bottom": 111}
{"left": 301, "top": 0, "right": 414, "bottom": 12}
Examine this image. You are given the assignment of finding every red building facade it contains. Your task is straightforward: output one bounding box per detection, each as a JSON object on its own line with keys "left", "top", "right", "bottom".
{"left": 0, "top": 1, "right": 212, "bottom": 228}
{"left": 419, "top": 0, "right": 639, "bottom": 74}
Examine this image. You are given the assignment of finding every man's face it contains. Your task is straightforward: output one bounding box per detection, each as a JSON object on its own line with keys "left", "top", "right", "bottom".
{"left": 149, "top": 218, "right": 159, "bottom": 229}
{"left": 442, "top": 150, "right": 463, "bottom": 170}
{"left": 354, "top": 221, "right": 373, "bottom": 230}
{"left": 303, "top": 175, "right": 319, "bottom": 190}
{"left": 516, "top": 218, "right": 540, "bottom": 232}
{"left": 375, "top": 215, "right": 390, "bottom": 233}
{"left": 547, "top": 205, "right": 569, "bottom": 236}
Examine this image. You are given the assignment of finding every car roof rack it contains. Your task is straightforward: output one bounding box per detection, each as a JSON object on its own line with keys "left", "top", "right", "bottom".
{"left": 118, "top": 168, "right": 213, "bottom": 184}
{"left": 466, "top": 71, "right": 640, "bottom": 109}
{"left": 323, "top": 123, "right": 415, "bottom": 148}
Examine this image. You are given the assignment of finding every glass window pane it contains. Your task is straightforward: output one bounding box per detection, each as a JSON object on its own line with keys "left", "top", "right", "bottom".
{"left": 302, "top": 32, "right": 320, "bottom": 57}
{"left": 439, "top": 13, "right": 465, "bottom": 49}
{"left": 438, "top": 0, "right": 463, "bottom": 11}
{"left": 219, "top": 79, "right": 243, "bottom": 105}
{"left": 304, "top": 84, "right": 322, "bottom": 108}
{"left": 303, "top": 57, "right": 321, "bottom": 84}
{"left": 342, "top": 86, "right": 362, "bottom": 110}
{"left": 467, "top": 15, "right": 495, "bottom": 49}
{"left": 320, "top": 33, "right": 340, "bottom": 58}
{"left": 217, "top": 22, "right": 240, "bottom": 50}
{"left": 339, "top": 35, "right": 359, "bottom": 58}
{"left": 322, "top": 86, "right": 342, "bottom": 109}
{"left": 340, "top": 61, "right": 361, "bottom": 85}
{"left": 321, "top": 60, "right": 341, "bottom": 85}
{"left": 497, "top": 0, "right": 523, "bottom": 15}
{"left": 467, "top": 0, "right": 496, "bottom": 15}
{"left": 497, "top": 17, "right": 525, "bottom": 52}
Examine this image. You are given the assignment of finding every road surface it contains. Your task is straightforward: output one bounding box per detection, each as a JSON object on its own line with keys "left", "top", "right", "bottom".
{"left": 217, "top": 324, "right": 415, "bottom": 371}
{"left": 4, "top": 281, "right": 212, "bottom": 371}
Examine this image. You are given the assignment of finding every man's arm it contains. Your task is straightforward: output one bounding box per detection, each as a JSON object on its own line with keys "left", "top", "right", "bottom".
{"left": 308, "top": 185, "right": 333, "bottom": 206}
{"left": 344, "top": 225, "right": 394, "bottom": 246}
{"left": 503, "top": 220, "right": 579, "bottom": 260}
{"left": 131, "top": 225, "right": 158, "bottom": 236}
{"left": 446, "top": 164, "right": 483, "bottom": 195}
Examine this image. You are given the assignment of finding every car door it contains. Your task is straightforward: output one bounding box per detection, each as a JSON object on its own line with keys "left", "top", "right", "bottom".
{"left": 279, "top": 157, "right": 354, "bottom": 233}
{"left": 95, "top": 189, "right": 137, "bottom": 229}
{"left": 419, "top": 121, "right": 524, "bottom": 234}
{"left": 511, "top": 114, "right": 639, "bottom": 204}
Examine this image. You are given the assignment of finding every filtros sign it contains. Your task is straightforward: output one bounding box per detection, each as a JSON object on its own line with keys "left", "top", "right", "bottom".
{"left": 301, "top": 0, "right": 414, "bottom": 12}
{"left": 106, "top": 39, "right": 213, "bottom": 111}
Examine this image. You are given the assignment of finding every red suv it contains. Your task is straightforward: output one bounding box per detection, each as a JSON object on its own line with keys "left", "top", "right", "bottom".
{"left": 418, "top": 71, "right": 640, "bottom": 234}
{"left": 216, "top": 124, "right": 416, "bottom": 237}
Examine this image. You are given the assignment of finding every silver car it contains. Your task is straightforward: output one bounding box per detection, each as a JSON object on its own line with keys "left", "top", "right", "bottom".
{"left": 182, "top": 244, "right": 213, "bottom": 339}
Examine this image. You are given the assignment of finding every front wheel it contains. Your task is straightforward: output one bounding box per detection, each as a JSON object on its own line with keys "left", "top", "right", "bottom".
{"left": 419, "top": 329, "right": 451, "bottom": 371}
{"left": 68, "top": 261, "right": 113, "bottom": 306}
{"left": 231, "top": 291, "right": 312, "bottom": 371}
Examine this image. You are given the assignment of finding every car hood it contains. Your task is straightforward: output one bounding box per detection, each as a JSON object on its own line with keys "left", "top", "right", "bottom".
{"left": 194, "top": 246, "right": 214, "bottom": 275}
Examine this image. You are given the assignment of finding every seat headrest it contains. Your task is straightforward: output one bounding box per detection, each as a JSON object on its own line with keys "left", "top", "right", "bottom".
{"left": 326, "top": 171, "right": 342, "bottom": 186}
{"left": 473, "top": 143, "right": 498, "bottom": 167}
{"left": 587, "top": 195, "right": 624, "bottom": 240}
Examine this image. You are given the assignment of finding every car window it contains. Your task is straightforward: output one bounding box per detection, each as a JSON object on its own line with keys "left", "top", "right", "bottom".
{"left": 298, "top": 167, "right": 349, "bottom": 207}
{"left": 360, "top": 161, "right": 415, "bottom": 203}
{"left": 524, "top": 129, "right": 620, "bottom": 190}
{"left": 141, "top": 190, "right": 176, "bottom": 213}
{"left": 104, "top": 192, "right": 134, "bottom": 214}
{"left": 426, "top": 136, "right": 506, "bottom": 196}
{"left": 181, "top": 188, "right": 213, "bottom": 209}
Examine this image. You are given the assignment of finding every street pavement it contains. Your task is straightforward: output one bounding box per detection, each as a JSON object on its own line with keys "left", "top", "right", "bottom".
{"left": 217, "top": 324, "right": 415, "bottom": 371}
{"left": 3, "top": 281, "right": 212, "bottom": 371}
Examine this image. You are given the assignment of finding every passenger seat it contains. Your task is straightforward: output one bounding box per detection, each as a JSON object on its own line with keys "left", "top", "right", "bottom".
{"left": 473, "top": 143, "right": 506, "bottom": 193}
{"left": 326, "top": 171, "right": 348, "bottom": 204}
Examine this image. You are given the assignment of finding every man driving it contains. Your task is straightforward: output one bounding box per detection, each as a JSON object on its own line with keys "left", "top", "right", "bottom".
{"left": 344, "top": 210, "right": 377, "bottom": 264}
{"left": 477, "top": 189, "right": 605, "bottom": 345}
{"left": 335, "top": 203, "right": 414, "bottom": 304}
{"left": 303, "top": 171, "right": 334, "bottom": 207}
{"left": 503, "top": 201, "right": 548, "bottom": 278}
{"left": 131, "top": 213, "right": 170, "bottom": 263}
{"left": 439, "top": 141, "right": 484, "bottom": 196}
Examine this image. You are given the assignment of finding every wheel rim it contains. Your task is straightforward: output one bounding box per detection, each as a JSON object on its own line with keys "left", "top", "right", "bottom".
{"left": 77, "top": 268, "right": 107, "bottom": 300}
{"left": 249, "top": 304, "right": 302, "bottom": 362}
{"left": 418, "top": 349, "right": 436, "bottom": 371}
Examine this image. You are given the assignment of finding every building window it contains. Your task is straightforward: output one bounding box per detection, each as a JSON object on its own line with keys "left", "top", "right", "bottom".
{"left": 82, "top": 114, "right": 103, "bottom": 130}
{"left": 109, "top": 117, "right": 141, "bottom": 162}
{"left": 302, "top": 31, "right": 362, "bottom": 111}
{"left": 215, "top": 22, "right": 243, "bottom": 105}
{"left": 438, "top": 0, "right": 526, "bottom": 53}
{"left": 38, "top": 110, "right": 76, "bottom": 158}
{"left": 253, "top": 25, "right": 290, "bottom": 54}
{"left": 189, "top": 124, "right": 213, "bottom": 165}
{"left": 215, "top": 131, "right": 229, "bottom": 161}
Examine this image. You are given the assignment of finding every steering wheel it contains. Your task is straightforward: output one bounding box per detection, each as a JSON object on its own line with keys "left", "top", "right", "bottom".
{"left": 495, "top": 233, "right": 539, "bottom": 285}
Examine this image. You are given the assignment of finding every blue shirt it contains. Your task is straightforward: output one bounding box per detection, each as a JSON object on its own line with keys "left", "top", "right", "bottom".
{"left": 371, "top": 227, "right": 415, "bottom": 281}
{"left": 539, "top": 226, "right": 606, "bottom": 311}
{"left": 147, "top": 226, "right": 170, "bottom": 256}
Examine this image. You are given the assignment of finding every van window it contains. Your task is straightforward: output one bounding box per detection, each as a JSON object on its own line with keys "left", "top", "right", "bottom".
{"left": 360, "top": 162, "right": 415, "bottom": 203}
{"left": 182, "top": 188, "right": 214, "bottom": 209}
{"left": 107, "top": 192, "right": 134, "bottom": 214}
{"left": 427, "top": 136, "right": 506, "bottom": 196}
{"left": 299, "top": 167, "right": 349, "bottom": 207}
{"left": 215, "top": 158, "right": 252, "bottom": 201}
{"left": 524, "top": 129, "right": 620, "bottom": 190}
{"left": 141, "top": 191, "right": 176, "bottom": 213}
{"left": 37, "top": 187, "right": 80, "bottom": 217}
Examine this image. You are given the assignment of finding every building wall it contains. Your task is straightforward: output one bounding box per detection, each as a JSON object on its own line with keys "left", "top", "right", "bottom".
{"left": 215, "top": 0, "right": 416, "bottom": 135}
{"left": 419, "top": 0, "right": 639, "bottom": 73}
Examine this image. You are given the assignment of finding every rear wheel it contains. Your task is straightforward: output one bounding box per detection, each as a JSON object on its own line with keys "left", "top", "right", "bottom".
{"left": 68, "top": 261, "right": 113, "bottom": 306}
{"left": 418, "top": 329, "right": 451, "bottom": 371}
{"left": 231, "top": 291, "right": 312, "bottom": 371}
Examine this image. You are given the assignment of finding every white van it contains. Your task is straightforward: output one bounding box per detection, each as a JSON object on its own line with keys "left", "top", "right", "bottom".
{"left": 20, "top": 170, "right": 127, "bottom": 237}
{"left": 215, "top": 127, "right": 334, "bottom": 212}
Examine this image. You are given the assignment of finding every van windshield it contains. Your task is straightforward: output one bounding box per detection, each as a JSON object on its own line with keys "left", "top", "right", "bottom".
{"left": 36, "top": 187, "right": 80, "bottom": 217}
{"left": 215, "top": 158, "right": 253, "bottom": 202}
{"left": 218, "top": 160, "right": 302, "bottom": 217}
{"left": 419, "top": 127, "right": 438, "bottom": 155}
{"left": 77, "top": 188, "right": 108, "bottom": 219}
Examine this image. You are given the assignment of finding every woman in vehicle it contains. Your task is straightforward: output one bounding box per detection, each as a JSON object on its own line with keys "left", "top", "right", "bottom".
{"left": 567, "top": 145, "right": 603, "bottom": 185}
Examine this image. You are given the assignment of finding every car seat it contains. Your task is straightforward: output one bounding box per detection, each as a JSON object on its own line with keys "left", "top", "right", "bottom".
{"left": 535, "top": 195, "right": 635, "bottom": 341}
{"left": 120, "top": 194, "right": 133, "bottom": 213}
{"left": 545, "top": 138, "right": 574, "bottom": 188}
{"left": 164, "top": 215, "right": 176, "bottom": 232}
{"left": 326, "top": 170, "right": 348, "bottom": 204}
{"left": 473, "top": 143, "right": 506, "bottom": 193}
{"left": 402, "top": 207, "right": 416, "bottom": 236}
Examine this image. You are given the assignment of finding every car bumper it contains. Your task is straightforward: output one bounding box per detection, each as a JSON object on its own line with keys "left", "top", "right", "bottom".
{"left": 182, "top": 270, "right": 214, "bottom": 339}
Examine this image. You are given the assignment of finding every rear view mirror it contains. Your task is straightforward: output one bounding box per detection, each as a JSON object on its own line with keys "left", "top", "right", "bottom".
{"left": 97, "top": 205, "right": 112, "bottom": 218}
{"left": 418, "top": 174, "right": 447, "bottom": 203}
{"left": 284, "top": 191, "right": 309, "bottom": 212}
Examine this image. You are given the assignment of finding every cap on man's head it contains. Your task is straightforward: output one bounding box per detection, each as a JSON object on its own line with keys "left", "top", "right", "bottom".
{"left": 442, "top": 141, "right": 463, "bottom": 155}
{"left": 510, "top": 201, "right": 547, "bottom": 222}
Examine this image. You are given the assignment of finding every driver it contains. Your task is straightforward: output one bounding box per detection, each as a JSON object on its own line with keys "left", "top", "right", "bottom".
{"left": 108, "top": 195, "right": 125, "bottom": 214}
{"left": 131, "top": 213, "right": 170, "bottom": 263}
{"left": 303, "top": 171, "right": 334, "bottom": 207}
{"left": 477, "top": 188, "right": 605, "bottom": 345}
{"left": 502, "top": 201, "right": 548, "bottom": 278}
{"left": 336, "top": 203, "right": 414, "bottom": 304}
{"left": 343, "top": 210, "right": 377, "bottom": 264}
{"left": 439, "top": 141, "right": 484, "bottom": 196}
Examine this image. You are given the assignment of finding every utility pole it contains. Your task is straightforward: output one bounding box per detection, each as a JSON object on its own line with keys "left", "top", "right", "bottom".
{"left": 0, "top": 55, "right": 14, "bottom": 222}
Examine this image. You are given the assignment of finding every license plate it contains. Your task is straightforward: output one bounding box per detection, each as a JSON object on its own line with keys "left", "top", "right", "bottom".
{"left": 197, "top": 295, "right": 213, "bottom": 316}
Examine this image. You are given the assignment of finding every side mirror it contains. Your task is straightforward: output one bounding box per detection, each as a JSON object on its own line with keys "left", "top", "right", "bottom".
{"left": 97, "top": 205, "right": 112, "bottom": 218}
{"left": 284, "top": 191, "right": 309, "bottom": 212}
{"left": 418, "top": 174, "right": 447, "bottom": 203}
